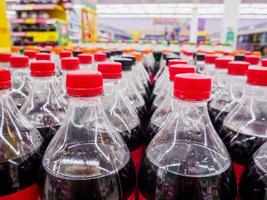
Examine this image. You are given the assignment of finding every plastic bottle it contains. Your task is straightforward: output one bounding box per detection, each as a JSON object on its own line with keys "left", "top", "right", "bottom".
{"left": 20, "top": 60, "right": 67, "bottom": 147}
{"left": 151, "top": 59, "right": 188, "bottom": 109}
{"left": 78, "top": 53, "right": 93, "bottom": 70}
{"left": 262, "top": 58, "right": 267, "bottom": 67}
{"left": 211, "top": 57, "right": 232, "bottom": 99}
{"left": 59, "top": 50, "right": 72, "bottom": 59}
{"left": 115, "top": 58, "right": 148, "bottom": 129}
{"left": 36, "top": 53, "right": 51, "bottom": 61}
{"left": 219, "top": 67, "right": 267, "bottom": 186}
{"left": 93, "top": 53, "right": 106, "bottom": 70}
{"left": 209, "top": 61, "right": 249, "bottom": 133}
{"left": 244, "top": 55, "right": 260, "bottom": 67}
{"left": 98, "top": 62, "right": 144, "bottom": 172}
{"left": 195, "top": 53, "right": 205, "bottom": 73}
{"left": 139, "top": 73, "right": 236, "bottom": 200}
{"left": 204, "top": 54, "right": 217, "bottom": 76}
{"left": 0, "top": 68, "right": 43, "bottom": 200}
{"left": 0, "top": 52, "right": 11, "bottom": 68}
{"left": 24, "top": 50, "right": 37, "bottom": 63}
{"left": 40, "top": 71, "right": 136, "bottom": 200}
{"left": 145, "top": 64, "right": 196, "bottom": 145}
{"left": 240, "top": 141, "right": 267, "bottom": 200}
{"left": 60, "top": 57, "right": 80, "bottom": 94}
{"left": 9, "top": 55, "right": 32, "bottom": 109}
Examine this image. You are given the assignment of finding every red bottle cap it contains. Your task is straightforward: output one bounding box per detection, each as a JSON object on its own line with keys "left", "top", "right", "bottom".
{"left": 98, "top": 62, "right": 122, "bottom": 79}
{"left": 168, "top": 59, "right": 187, "bottom": 67}
{"left": 61, "top": 57, "right": 80, "bottom": 70}
{"left": 245, "top": 55, "right": 260, "bottom": 65}
{"left": 183, "top": 51, "right": 194, "bottom": 56}
{"left": 78, "top": 53, "right": 93, "bottom": 64}
{"left": 205, "top": 55, "right": 217, "bottom": 64}
{"left": 0, "top": 53, "right": 11, "bottom": 62}
{"left": 174, "top": 73, "right": 211, "bottom": 101}
{"left": 0, "top": 69, "right": 11, "bottom": 89}
{"left": 59, "top": 50, "right": 72, "bottom": 58}
{"left": 66, "top": 71, "right": 103, "bottom": 96}
{"left": 262, "top": 58, "right": 267, "bottom": 67}
{"left": 9, "top": 55, "right": 29, "bottom": 68}
{"left": 36, "top": 53, "right": 51, "bottom": 60}
{"left": 30, "top": 61, "right": 55, "bottom": 77}
{"left": 215, "top": 57, "right": 232, "bottom": 69}
{"left": 169, "top": 64, "right": 196, "bottom": 81}
{"left": 94, "top": 53, "right": 106, "bottom": 62}
{"left": 247, "top": 67, "right": 267, "bottom": 86}
{"left": 227, "top": 61, "right": 249, "bottom": 76}
{"left": 24, "top": 50, "right": 36, "bottom": 58}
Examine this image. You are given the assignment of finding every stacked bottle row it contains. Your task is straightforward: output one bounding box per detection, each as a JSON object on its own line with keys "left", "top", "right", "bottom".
{"left": 0, "top": 46, "right": 266, "bottom": 200}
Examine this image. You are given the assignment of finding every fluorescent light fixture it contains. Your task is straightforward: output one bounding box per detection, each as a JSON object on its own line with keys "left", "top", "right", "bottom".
{"left": 97, "top": 3, "right": 267, "bottom": 19}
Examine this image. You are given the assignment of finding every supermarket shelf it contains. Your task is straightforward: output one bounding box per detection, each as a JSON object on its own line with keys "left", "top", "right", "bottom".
{"left": 11, "top": 32, "right": 27, "bottom": 37}
{"left": 9, "top": 4, "right": 65, "bottom": 11}
{"left": 11, "top": 18, "right": 55, "bottom": 24}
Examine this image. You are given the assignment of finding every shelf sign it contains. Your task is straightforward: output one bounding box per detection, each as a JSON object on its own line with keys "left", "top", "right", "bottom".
{"left": 0, "top": 1, "right": 11, "bottom": 52}
{"left": 27, "top": 32, "right": 58, "bottom": 42}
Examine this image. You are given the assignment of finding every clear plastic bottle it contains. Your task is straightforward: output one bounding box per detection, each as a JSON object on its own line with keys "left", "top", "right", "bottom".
{"left": 151, "top": 59, "right": 187, "bottom": 107}
{"left": 93, "top": 53, "right": 106, "bottom": 70}
{"left": 195, "top": 53, "right": 205, "bottom": 74}
{"left": 139, "top": 73, "right": 236, "bottom": 200}
{"left": 220, "top": 67, "right": 267, "bottom": 185}
{"left": 145, "top": 64, "right": 196, "bottom": 145}
{"left": 24, "top": 50, "right": 36, "bottom": 63}
{"left": 36, "top": 53, "right": 51, "bottom": 61}
{"left": 244, "top": 55, "right": 260, "bottom": 67}
{"left": 240, "top": 141, "right": 267, "bottom": 200}
{"left": 20, "top": 60, "right": 67, "bottom": 147}
{"left": 78, "top": 53, "right": 93, "bottom": 70}
{"left": 98, "top": 62, "right": 144, "bottom": 171}
{"left": 262, "top": 58, "right": 267, "bottom": 67}
{"left": 9, "top": 55, "right": 32, "bottom": 109}
{"left": 115, "top": 58, "right": 148, "bottom": 129}
{"left": 204, "top": 54, "right": 217, "bottom": 76}
{"left": 0, "top": 52, "right": 11, "bottom": 68}
{"left": 40, "top": 71, "right": 136, "bottom": 200}
{"left": 59, "top": 50, "right": 72, "bottom": 59}
{"left": 0, "top": 68, "right": 44, "bottom": 200}
{"left": 211, "top": 57, "right": 232, "bottom": 99}
{"left": 60, "top": 57, "right": 80, "bottom": 94}
{"left": 122, "top": 54, "right": 148, "bottom": 103}
{"left": 130, "top": 52, "right": 151, "bottom": 95}
{"left": 209, "top": 61, "right": 249, "bottom": 133}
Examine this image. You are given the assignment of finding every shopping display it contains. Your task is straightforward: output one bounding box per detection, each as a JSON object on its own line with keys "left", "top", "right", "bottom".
{"left": 3, "top": 10, "right": 267, "bottom": 198}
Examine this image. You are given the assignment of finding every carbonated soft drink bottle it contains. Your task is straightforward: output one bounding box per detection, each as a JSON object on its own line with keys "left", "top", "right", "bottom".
{"left": 139, "top": 73, "right": 237, "bottom": 200}
{"left": 20, "top": 60, "right": 66, "bottom": 147}
{"left": 40, "top": 71, "right": 136, "bottom": 200}
{"left": 9, "top": 55, "right": 32, "bottom": 109}
{"left": 99, "top": 62, "right": 144, "bottom": 171}
{"left": 0, "top": 68, "right": 43, "bottom": 200}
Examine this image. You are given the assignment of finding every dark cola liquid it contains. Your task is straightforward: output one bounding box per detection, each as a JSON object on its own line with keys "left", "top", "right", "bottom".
{"left": 37, "top": 125, "right": 61, "bottom": 147}
{"left": 121, "top": 125, "right": 143, "bottom": 152}
{"left": 220, "top": 126, "right": 267, "bottom": 166}
{"left": 0, "top": 147, "right": 43, "bottom": 196}
{"left": 138, "top": 156, "right": 237, "bottom": 200}
{"left": 137, "top": 105, "right": 149, "bottom": 129}
{"left": 240, "top": 161, "right": 267, "bottom": 200}
{"left": 208, "top": 107, "right": 228, "bottom": 133}
{"left": 41, "top": 159, "right": 136, "bottom": 200}
{"left": 144, "top": 123, "right": 160, "bottom": 145}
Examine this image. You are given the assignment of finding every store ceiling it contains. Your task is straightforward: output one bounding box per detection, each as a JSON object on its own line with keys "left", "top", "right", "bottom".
{"left": 98, "top": 0, "right": 267, "bottom": 4}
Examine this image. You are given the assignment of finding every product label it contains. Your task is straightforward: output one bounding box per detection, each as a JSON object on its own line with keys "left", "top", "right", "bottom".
{"left": 131, "top": 146, "right": 144, "bottom": 172}
{"left": 233, "top": 162, "right": 245, "bottom": 185}
{"left": 0, "top": 184, "right": 38, "bottom": 200}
